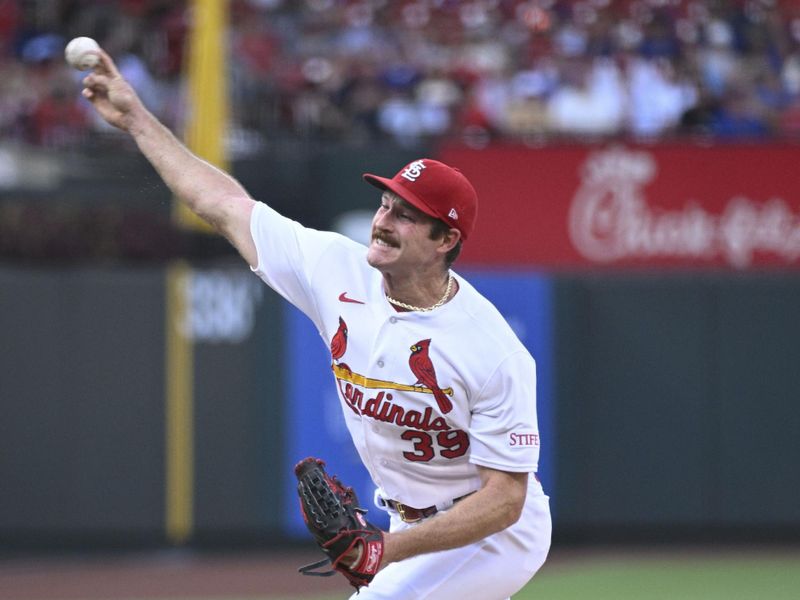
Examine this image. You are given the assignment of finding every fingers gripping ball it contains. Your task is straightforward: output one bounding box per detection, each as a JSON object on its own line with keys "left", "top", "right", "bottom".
{"left": 65, "top": 37, "right": 100, "bottom": 71}
{"left": 295, "top": 457, "right": 384, "bottom": 590}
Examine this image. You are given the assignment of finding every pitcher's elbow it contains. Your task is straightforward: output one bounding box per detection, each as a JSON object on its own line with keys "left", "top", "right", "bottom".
{"left": 499, "top": 497, "right": 525, "bottom": 530}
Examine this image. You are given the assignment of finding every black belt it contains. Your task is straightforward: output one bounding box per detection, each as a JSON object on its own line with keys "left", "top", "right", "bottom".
{"left": 385, "top": 493, "right": 473, "bottom": 523}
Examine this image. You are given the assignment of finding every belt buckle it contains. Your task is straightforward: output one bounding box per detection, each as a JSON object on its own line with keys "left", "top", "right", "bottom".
{"left": 396, "top": 502, "right": 420, "bottom": 523}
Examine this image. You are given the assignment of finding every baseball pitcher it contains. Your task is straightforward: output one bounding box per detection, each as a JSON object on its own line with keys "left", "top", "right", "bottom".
{"left": 80, "top": 47, "right": 551, "bottom": 600}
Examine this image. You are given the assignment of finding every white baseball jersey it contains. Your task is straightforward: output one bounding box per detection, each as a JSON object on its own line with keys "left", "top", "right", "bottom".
{"left": 250, "top": 202, "right": 542, "bottom": 509}
{"left": 250, "top": 201, "right": 551, "bottom": 599}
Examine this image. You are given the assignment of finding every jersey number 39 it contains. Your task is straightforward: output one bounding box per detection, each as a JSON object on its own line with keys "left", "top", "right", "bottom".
{"left": 401, "top": 429, "right": 469, "bottom": 462}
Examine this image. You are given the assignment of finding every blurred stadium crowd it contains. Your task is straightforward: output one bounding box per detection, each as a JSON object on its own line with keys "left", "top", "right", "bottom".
{"left": 4, "top": 0, "right": 800, "bottom": 151}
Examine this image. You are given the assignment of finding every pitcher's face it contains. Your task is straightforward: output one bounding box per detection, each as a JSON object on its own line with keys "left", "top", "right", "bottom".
{"left": 367, "top": 192, "right": 443, "bottom": 276}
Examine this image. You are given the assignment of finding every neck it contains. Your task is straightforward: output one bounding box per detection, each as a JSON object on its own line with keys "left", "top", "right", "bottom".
{"left": 384, "top": 271, "right": 454, "bottom": 312}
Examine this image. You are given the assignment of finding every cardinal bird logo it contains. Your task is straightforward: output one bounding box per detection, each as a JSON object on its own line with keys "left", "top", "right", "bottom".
{"left": 330, "top": 317, "right": 348, "bottom": 363}
{"left": 409, "top": 339, "right": 453, "bottom": 414}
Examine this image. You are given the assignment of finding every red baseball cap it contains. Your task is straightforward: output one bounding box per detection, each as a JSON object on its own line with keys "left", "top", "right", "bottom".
{"left": 362, "top": 158, "right": 478, "bottom": 241}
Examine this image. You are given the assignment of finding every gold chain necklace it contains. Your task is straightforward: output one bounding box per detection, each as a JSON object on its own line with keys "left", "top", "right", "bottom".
{"left": 386, "top": 274, "right": 454, "bottom": 312}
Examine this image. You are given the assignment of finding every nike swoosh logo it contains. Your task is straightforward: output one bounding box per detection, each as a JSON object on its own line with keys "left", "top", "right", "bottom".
{"left": 339, "top": 292, "right": 365, "bottom": 304}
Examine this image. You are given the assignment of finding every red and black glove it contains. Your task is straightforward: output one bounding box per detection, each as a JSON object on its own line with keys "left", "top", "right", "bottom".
{"left": 295, "top": 457, "right": 385, "bottom": 590}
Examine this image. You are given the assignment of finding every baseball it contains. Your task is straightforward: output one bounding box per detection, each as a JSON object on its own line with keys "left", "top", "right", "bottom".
{"left": 64, "top": 36, "right": 100, "bottom": 70}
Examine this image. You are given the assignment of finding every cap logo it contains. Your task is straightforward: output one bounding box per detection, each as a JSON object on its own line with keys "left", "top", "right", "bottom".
{"left": 400, "top": 160, "right": 426, "bottom": 182}
{"left": 448, "top": 208, "right": 458, "bottom": 220}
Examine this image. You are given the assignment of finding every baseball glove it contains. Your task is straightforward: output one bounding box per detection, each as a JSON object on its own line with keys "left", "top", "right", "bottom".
{"left": 295, "top": 457, "right": 384, "bottom": 590}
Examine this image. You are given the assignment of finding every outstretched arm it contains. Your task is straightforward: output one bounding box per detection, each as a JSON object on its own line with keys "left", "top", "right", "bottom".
{"left": 81, "top": 49, "right": 258, "bottom": 266}
{"left": 380, "top": 466, "right": 528, "bottom": 566}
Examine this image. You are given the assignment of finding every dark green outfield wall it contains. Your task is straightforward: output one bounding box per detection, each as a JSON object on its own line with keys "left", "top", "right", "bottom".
{"left": 0, "top": 267, "right": 166, "bottom": 543}
{"left": 553, "top": 273, "right": 800, "bottom": 540}
{"left": 0, "top": 264, "right": 287, "bottom": 548}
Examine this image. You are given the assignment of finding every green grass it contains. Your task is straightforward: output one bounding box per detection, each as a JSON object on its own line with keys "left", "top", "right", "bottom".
{"left": 515, "top": 551, "right": 800, "bottom": 600}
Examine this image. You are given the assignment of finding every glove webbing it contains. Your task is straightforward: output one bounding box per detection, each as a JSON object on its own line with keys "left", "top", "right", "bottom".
{"left": 298, "top": 557, "right": 336, "bottom": 577}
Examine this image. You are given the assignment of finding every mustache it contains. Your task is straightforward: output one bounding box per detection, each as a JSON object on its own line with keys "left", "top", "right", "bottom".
{"left": 372, "top": 231, "right": 399, "bottom": 247}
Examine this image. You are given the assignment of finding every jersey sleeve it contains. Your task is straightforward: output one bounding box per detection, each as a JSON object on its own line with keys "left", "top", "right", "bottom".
{"left": 249, "top": 201, "right": 341, "bottom": 325}
{"left": 468, "top": 350, "right": 540, "bottom": 473}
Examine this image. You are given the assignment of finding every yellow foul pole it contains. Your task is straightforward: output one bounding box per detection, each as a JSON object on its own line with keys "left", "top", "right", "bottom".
{"left": 165, "top": 0, "right": 229, "bottom": 545}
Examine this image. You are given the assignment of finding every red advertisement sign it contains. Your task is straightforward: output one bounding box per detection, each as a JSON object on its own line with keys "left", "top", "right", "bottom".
{"left": 440, "top": 143, "right": 800, "bottom": 269}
